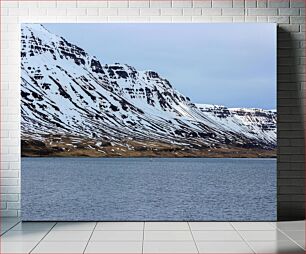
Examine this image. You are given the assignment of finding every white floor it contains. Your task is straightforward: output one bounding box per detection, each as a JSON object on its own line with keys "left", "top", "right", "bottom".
{"left": 0, "top": 218, "right": 304, "bottom": 253}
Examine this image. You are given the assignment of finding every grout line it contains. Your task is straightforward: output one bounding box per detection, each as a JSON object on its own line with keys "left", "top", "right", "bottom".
{"left": 0, "top": 220, "right": 21, "bottom": 236}
{"left": 187, "top": 222, "right": 200, "bottom": 254}
{"left": 83, "top": 222, "right": 98, "bottom": 254}
{"left": 230, "top": 222, "right": 256, "bottom": 254}
{"left": 276, "top": 227, "right": 305, "bottom": 251}
{"left": 29, "top": 222, "right": 57, "bottom": 254}
{"left": 141, "top": 222, "right": 145, "bottom": 254}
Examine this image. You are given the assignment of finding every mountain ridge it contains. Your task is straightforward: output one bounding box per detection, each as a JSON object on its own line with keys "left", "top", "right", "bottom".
{"left": 21, "top": 24, "right": 276, "bottom": 158}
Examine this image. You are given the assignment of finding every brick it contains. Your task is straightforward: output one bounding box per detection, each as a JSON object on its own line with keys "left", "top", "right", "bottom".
{"left": 75, "top": 16, "right": 107, "bottom": 22}
{"left": 193, "top": 0, "right": 212, "bottom": 7}
{"left": 161, "top": 8, "right": 183, "bottom": 16}
{"left": 183, "top": 8, "right": 202, "bottom": 15}
{"left": 108, "top": 0, "right": 128, "bottom": 7}
{"left": 56, "top": 1, "right": 77, "bottom": 8}
{"left": 0, "top": 210, "right": 18, "bottom": 217}
{"left": 150, "top": 0, "right": 172, "bottom": 7}
{"left": 7, "top": 202, "right": 20, "bottom": 210}
{"left": 279, "top": 186, "right": 305, "bottom": 194}
{"left": 192, "top": 16, "right": 212, "bottom": 22}
{"left": 38, "top": 1, "right": 56, "bottom": 7}
{"left": 1, "top": 8, "right": 8, "bottom": 16}
{"left": 247, "top": 8, "right": 278, "bottom": 15}
{"left": 268, "top": 16, "right": 290, "bottom": 23}
{"left": 278, "top": 195, "right": 304, "bottom": 202}
{"left": 67, "top": 8, "right": 87, "bottom": 16}
{"left": 257, "top": 16, "right": 268, "bottom": 22}
{"left": 278, "top": 24, "right": 300, "bottom": 32}
{"left": 245, "top": 0, "right": 256, "bottom": 7}
{"left": 278, "top": 8, "right": 300, "bottom": 15}
{"left": 279, "top": 147, "right": 304, "bottom": 155}
{"left": 279, "top": 171, "right": 304, "bottom": 179}
{"left": 257, "top": 0, "right": 267, "bottom": 8}
{"left": 268, "top": 0, "right": 290, "bottom": 7}
{"left": 172, "top": 16, "right": 193, "bottom": 22}
{"left": 0, "top": 194, "right": 19, "bottom": 202}
{"left": 202, "top": 8, "right": 221, "bottom": 15}
{"left": 19, "top": 1, "right": 38, "bottom": 8}
{"left": 118, "top": 8, "right": 140, "bottom": 16}
{"left": 0, "top": 178, "right": 19, "bottom": 186}
{"left": 1, "top": 1, "right": 18, "bottom": 8}
{"left": 245, "top": 16, "right": 257, "bottom": 22}
{"left": 29, "top": 8, "right": 47, "bottom": 16}
{"left": 77, "top": 1, "right": 108, "bottom": 7}
{"left": 8, "top": 8, "right": 29, "bottom": 16}
{"left": 290, "top": 0, "right": 305, "bottom": 7}
{"left": 222, "top": 8, "right": 245, "bottom": 15}
{"left": 47, "top": 8, "right": 67, "bottom": 16}
{"left": 129, "top": 0, "right": 149, "bottom": 7}
{"left": 172, "top": 0, "right": 193, "bottom": 7}
{"left": 233, "top": 16, "right": 245, "bottom": 22}
{"left": 279, "top": 130, "right": 304, "bottom": 138}
{"left": 278, "top": 162, "right": 304, "bottom": 170}
{"left": 0, "top": 171, "right": 19, "bottom": 178}
{"left": 140, "top": 8, "right": 160, "bottom": 16}
{"left": 212, "top": 0, "right": 233, "bottom": 7}
{"left": 99, "top": 8, "right": 118, "bottom": 16}
{"left": 1, "top": 202, "right": 7, "bottom": 209}
{"left": 233, "top": 0, "right": 244, "bottom": 7}
{"left": 86, "top": 8, "right": 99, "bottom": 16}
{"left": 290, "top": 16, "right": 305, "bottom": 24}
{"left": 149, "top": 16, "right": 172, "bottom": 22}
{"left": 212, "top": 16, "right": 233, "bottom": 22}
{"left": 1, "top": 186, "right": 20, "bottom": 194}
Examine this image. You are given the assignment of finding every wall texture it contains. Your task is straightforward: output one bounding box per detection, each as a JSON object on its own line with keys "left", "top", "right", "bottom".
{"left": 0, "top": 0, "right": 304, "bottom": 220}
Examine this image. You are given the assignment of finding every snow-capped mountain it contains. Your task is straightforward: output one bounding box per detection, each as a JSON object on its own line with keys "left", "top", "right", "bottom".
{"left": 21, "top": 24, "right": 276, "bottom": 157}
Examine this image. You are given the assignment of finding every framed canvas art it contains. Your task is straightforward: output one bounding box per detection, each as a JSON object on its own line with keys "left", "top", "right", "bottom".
{"left": 21, "top": 23, "right": 277, "bottom": 221}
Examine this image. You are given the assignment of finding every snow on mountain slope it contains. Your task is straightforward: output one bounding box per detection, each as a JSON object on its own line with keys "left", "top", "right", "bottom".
{"left": 21, "top": 24, "right": 276, "bottom": 157}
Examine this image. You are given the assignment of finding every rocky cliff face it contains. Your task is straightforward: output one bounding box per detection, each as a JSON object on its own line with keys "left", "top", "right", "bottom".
{"left": 21, "top": 24, "right": 276, "bottom": 157}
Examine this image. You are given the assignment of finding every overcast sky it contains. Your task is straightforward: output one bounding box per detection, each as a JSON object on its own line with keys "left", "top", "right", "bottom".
{"left": 43, "top": 23, "right": 276, "bottom": 109}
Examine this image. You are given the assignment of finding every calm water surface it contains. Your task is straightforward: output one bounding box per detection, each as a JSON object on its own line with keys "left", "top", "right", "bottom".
{"left": 22, "top": 158, "right": 276, "bottom": 221}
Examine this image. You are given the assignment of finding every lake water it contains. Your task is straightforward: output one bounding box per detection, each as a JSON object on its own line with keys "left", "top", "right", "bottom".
{"left": 21, "top": 157, "right": 276, "bottom": 221}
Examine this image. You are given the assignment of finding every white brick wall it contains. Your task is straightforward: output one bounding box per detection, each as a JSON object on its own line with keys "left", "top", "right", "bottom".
{"left": 1, "top": 0, "right": 305, "bottom": 219}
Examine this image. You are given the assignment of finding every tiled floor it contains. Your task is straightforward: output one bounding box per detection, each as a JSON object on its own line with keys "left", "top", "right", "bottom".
{"left": 0, "top": 218, "right": 304, "bottom": 253}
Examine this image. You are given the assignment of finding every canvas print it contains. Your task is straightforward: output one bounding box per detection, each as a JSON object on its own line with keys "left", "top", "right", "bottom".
{"left": 21, "top": 23, "right": 276, "bottom": 221}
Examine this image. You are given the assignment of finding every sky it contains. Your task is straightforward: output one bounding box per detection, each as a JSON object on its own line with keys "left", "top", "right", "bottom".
{"left": 43, "top": 23, "right": 276, "bottom": 109}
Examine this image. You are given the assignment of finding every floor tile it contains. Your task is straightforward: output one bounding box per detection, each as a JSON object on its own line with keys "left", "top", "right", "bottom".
{"left": 42, "top": 230, "right": 92, "bottom": 242}
{"left": 232, "top": 222, "right": 276, "bottom": 231}
{"left": 275, "top": 221, "right": 305, "bottom": 231}
{"left": 282, "top": 230, "right": 305, "bottom": 249}
{"left": 85, "top": 241, "right": 142, "bottom": 253}
{"left": 249, "top": 240, "right": 304, "bottom": 253}
{"left": 145, "top": 222, "right": 190, "bottom": 231}
{"left": 197, "top": 241, "right": 253, "bottom": 253}
{"left": 96, "top": 222, "right": 144, "bottom": 231}
{"left": 189, "top": 222, "right": 234, "bottom": 231}
{"left": 192, "top": 230, "right": 242, "bottom": 241}
{"left": 90, "top": 230, "right": 143, "bottom": 241}
{"left": 143, "top": 241, "right": 198, "bottom": 253}
{"left": 0, "top": 241, "right": 37, "bottom": 253}
{"left": 32, "top": 241, "right": 87, "bottom": 253}
{"left": 144, "top": 230, "right": 193, "bottom": 241}
{"left": 0, "top": 230, "right": 47, "bottom": 242}
{"left": 11, "top": 222, "right": 55, "bottom": 231}
{"left": 1, "top": 221, "right": 21, "bottom": 234}
{"left": 52, "top": 222, "right": 96, "bottom": 231}
{"left": 239, "top": 230, "right": 291, "bottom": 241}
